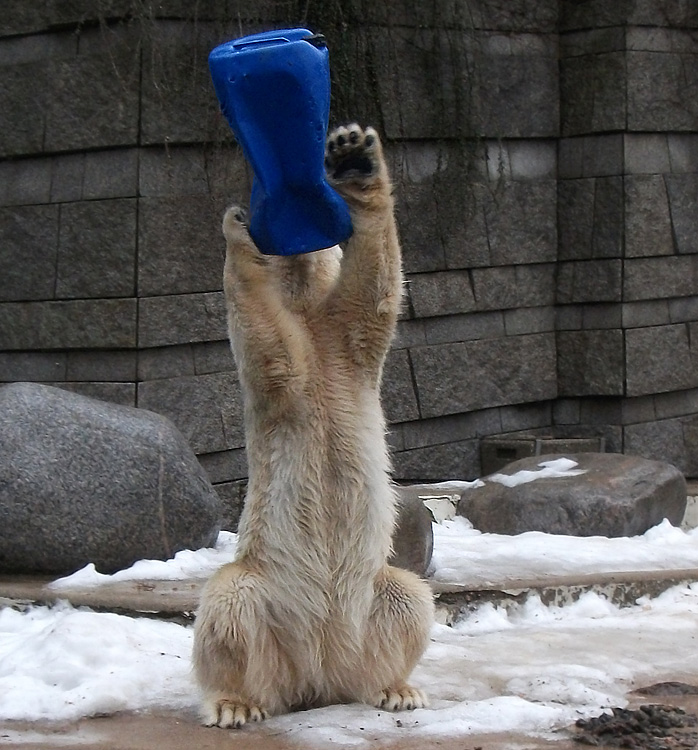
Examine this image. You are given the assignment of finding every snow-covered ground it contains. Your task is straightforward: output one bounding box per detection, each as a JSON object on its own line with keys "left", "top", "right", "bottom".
{"left": 2, "top": 459, "right": 698, "bottom": 746}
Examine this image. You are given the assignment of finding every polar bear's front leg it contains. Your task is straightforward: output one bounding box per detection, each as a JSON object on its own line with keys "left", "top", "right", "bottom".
{"left": 222, "top": 206, "right": 309, "bottom": 397}
{"left": 325, "top": 125, "right": 403, "bottom": 380}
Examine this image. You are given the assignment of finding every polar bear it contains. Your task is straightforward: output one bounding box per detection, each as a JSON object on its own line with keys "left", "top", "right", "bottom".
{"left": 193, "top": 124, "right": 434, "bottom": 728}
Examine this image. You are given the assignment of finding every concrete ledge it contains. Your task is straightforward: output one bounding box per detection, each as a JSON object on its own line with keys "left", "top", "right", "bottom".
{"left": 4, "top": 567, "right": 698, "bottom": 625}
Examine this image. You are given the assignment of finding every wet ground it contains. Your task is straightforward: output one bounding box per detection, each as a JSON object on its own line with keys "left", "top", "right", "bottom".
{"left": 3, "top": 690, "right": 698, "bottom": 750}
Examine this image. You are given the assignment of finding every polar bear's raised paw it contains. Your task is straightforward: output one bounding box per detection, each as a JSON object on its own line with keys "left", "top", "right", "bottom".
{"left": 325, "top": 124, "right": 381, "bottom": 183}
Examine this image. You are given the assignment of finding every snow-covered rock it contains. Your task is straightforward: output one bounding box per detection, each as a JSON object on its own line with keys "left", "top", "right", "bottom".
{"left": 458, "top": 453, "right": 686, "bottom": 537}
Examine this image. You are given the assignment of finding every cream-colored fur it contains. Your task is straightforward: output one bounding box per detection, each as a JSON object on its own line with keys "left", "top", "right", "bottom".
{"left": 193, "top": 125, "right": 434, "bottom": 728}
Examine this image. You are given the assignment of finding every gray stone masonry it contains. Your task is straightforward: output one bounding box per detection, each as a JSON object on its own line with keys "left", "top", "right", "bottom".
{"left": 1, "top": 1, "right": 698, "bottom": 522}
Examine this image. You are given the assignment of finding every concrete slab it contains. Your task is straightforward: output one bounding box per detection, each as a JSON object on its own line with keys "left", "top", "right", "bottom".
{"left": 0, "top": 709, "right": 580, "bottom": 750}
{"left": 3, "top": 693, "right": 698, "bottom": 750}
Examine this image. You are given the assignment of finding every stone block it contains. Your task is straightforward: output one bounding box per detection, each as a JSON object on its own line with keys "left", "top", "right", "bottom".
{"left": 626, "top": 324, "right": 695, "bottom": 397}
{"left": 401, "top": 410, "right": 502, "bottom": 452}
{"left": 582, "top": 303, "right": 622, "bottom": 329}
{"left": 593, "top": 177, "right": 625, "bottom": 258}
{"left": 553, "top": 398, "right": 581, "bottom": 425}
{"left": 625, "top": 176, "right": 674, "bottom": 258}
{"left": 471, "top": 267, "right": 517, "bottom": 310}
{"left": 138, "top": 292, "right": 227, "bottom": 349}
{"left": 407, "top": 271, "right": 476, "bottom": 319}
{"left": 623, "top": 256, "right": 695, "bottom": 302}
{"left": 0, "top": 382, "right": 220, "bottom": 575}
{"left": 622, "top": 301, "right": 671, "bottom": 329}
{"left": 46, "top": 149, "right": 139, "bottom": 203}
{"left": 558, "top": 137, "right": 584, "bottom": 179}
{"left": 53, "top": 381, "right": 136, "bottom": 407}
{"left": 580, "top": 398, "right": 624, "bottom": 425}
{"left": 622, "top": 396, "right": 657, "bottom": 425}
{"left": 0, "top": 27, "right": 78, "bottom": 64}
{"left": 66, "top": 351, "right": 137, "bottom": 382}
{"left": 556, "top": 305, "right": 584, "bottom": 331}
{"left": 628, "top": 0, "right": 698, "bottom": 26}
{"left": 49, "top": 153, "right": 88, "bottom": 202}
{"left": 558, "top": 178, "right": 595, "bottom": 259}
{"left": 478, "top": 181, "right": 558, "bottom": 266}
{"left": 44, "top": 46, "right": 140, "bottom": 152}
{"left": 0, "top": 158, "right": 51, "bottom": 206}
{"left": 557, "top": 329, "right": 624, "bottom": 397}
{"left": 393, "top": 319, "right": 427, "bottom": 349}
{"left": 198, "top": 448, "right": 249, "bottom": 484}
{"left": 561, "top": 27, "right": 626, "bottom": 57}
{"left": 137, "top": 345, "right": 195, "bottom": 381}
{"left": 140, "top": 34, "right": 228, "bottom": 146}
{"left": 374, "top": 27, "right": 557, "bottom": 140}
{"left": 137, "top": 371, "right": 244, "bottom": 454}
{"left": 624, "top": 134, "right": 671, "bottom": 174}
{"left": 0, "top": 2, "right": 48, "bottom": 37}
{"left": 668, "top": 135, "right": 698, "bottom": 173}
{"left": 342, "top": 0, "right": 557, "bottom": 30}
{"left": 666, "top": 175, "right": 698, "bottom": 255}
{"left": 396, "top": 151, "right": 483, "bottom": 274}
{"left": 561, "top": 53, "right": 626, "bottom": 135}
{"left": 83, "top": 149, "right": 139, "bottom": 199}
{"left": 506, "top": 140, "right": 557, "bottom": 180}
{"left": 0, "top": 205, "right": 59, "bottom": 301}
{"left": 560, "top": 1, "right": 630, "bottom": 30}
{"left": 627, "top": 51, "right": 698, "bottom": 132}
{"left": 56, "top": 199, "right": 137, "bottom": 298}
{"left": 0, "top": 61, "right": 47, "bottom": 157}
{"left": 381, "top": 349, "right": 420, "bottom": 424}
{"left": 0, "top": 299, "right": 137, "bottom": 350}
{"left": 500, "top": 401, "right": 553, "bottom": 432}
{"left": 392, "top": 440, "right": 481, "bottom": 483}
{"left": 0, "top": 352, "right": 67, "bottom": 382}
{"left": 371, "top": 26, "right": 465, "bottom": 140}
{"left": 557, "top": 260, "right": 622, "bottom": 304}
{"left": 472, "top": 264, "right": 555, "bottom": 311}
{"left": 47, "top": 1, "right": 135, "bottom": 29}
{"left": 139, "top": 146, "right": 210, "bottom": 197}
{"left": 423, "top": 311, "right": 504, "bottom": 346}
{"left": 670, "top": 297, "right": 698, "bottom": 324}
{"left": 625, "top": 417, "right": 698, "bottom": 476}
{"left": 410, "top": 333, "right": 557, "bottom": 419}
{"left": 560, "top": 138, "right": 626, "bottom": 180}
{"left": 655, "top": 390, "right": 698, "bottom": 421}
{"left": 138, "top": 196, "right": 226, "bottom": 296}
{"left": 194, "top": 341, "right": 235, "bottom": 374}
{"left": 459, "top": 452, "right": 686, "bottom": 537}
{"left": 504, "top": 307, "right": 556, "bottom": 336}
{"left": 562, "top": 2, "right": 698, "bottom": 30}
{"left": 471, "top": 45, "right": 559, "bottom": 138}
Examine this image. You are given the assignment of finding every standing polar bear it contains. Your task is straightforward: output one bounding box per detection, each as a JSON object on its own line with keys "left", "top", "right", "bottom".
{"left": 193, "top": 124, "right": 434, "bottom": 728}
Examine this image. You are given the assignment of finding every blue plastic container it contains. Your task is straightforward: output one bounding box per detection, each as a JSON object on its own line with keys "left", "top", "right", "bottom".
{"left": 209, "top": 28, "right": 353, "bottom": 256}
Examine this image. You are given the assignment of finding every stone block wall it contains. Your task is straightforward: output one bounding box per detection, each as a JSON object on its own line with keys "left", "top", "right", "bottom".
{"left": 555, "top": 0, "right": 698, "bottom": 475}
{"left": 1, "top": 1, "right": 697, "bottom": 521}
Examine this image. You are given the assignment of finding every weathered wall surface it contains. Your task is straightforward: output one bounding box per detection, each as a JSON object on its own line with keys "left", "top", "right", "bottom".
{"left": 1, "top": 1, "right": 697, "bottom": 523}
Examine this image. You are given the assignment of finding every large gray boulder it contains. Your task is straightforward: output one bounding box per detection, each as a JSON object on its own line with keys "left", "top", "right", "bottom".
{"left": 0, "top": 382, "right": 221, "bottom": 575}
{"left": 458, "top": 453, "right": 686, "bottom": 537}
{"left": 390, "top": 488, "right": 434, "bottom": 576}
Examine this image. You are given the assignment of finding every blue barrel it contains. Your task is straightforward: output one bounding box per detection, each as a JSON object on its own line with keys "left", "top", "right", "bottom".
{"left": 209, "top": 28, "right": 353, "bottom": 256}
